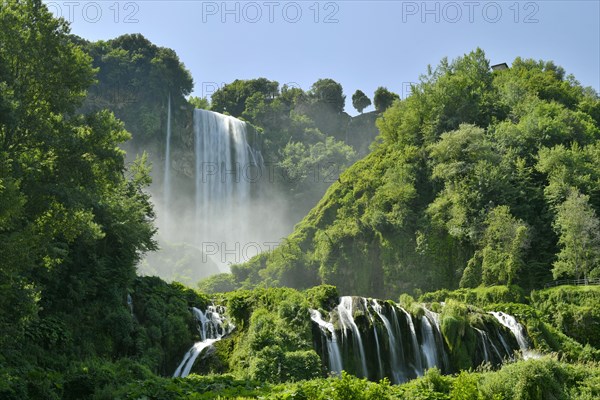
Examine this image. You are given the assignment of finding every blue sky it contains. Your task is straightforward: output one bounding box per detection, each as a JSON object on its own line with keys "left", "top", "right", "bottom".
{"left": 48, "top": 1, "right": 600, "bottom": 115}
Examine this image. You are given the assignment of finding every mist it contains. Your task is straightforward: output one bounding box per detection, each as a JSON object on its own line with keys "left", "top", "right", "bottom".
{"left": 137, "top": 108, "right": 302, "bottom": 286}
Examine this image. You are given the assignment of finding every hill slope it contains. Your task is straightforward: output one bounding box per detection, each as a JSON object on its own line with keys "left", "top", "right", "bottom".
{"left": 230, "top": 49, "right": 600, "bottom": 298}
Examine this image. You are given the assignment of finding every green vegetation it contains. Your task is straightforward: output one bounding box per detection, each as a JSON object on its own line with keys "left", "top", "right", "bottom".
{"left": 530, "top": 285, "right": 600, "bottom": 349}
{"left": 374, "top": 86, "right": 400, "bottom": 113}
{"left": 231, "top": 49, "right": 600, "bottom": 299}
{"left": 57, "top": 358, "right": 600, "bottom": 399}
{"left": 551, "top": 190, "right": 600, "bottom": 280}
{"left": 2, "top": 1, "right": 600, "bottom": 399}
{"left": 1, "top": 0, "right": 155, "bottom": 371}
{"left": 80, "top": 33, "right": 194, "bottom": 151}
{"left": 420, "top": 285, "right": 526, "bottom": 307}
{"left": 352, "top": 89, "right": 372, "bottom": 113}
{"left": 205, "top": 76, "right": 363, "bottom": 218}
{"left": 420, "top": 284, "right": 600, "bottom": 363}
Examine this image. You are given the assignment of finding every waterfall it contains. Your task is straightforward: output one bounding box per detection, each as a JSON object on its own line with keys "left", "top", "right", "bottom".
{"left": 173, "top": 305, "right": 234, "bottom": 378}
{"left": 337, "top": 296, "right": 369, "bottom": 378}
{"left": 309, "top": 297, "right": 530, "bottom": 384}
{"left": 310, "top": 309, "right": 343, "bottom": 375}
{"left": 423, "top": 309, "right": 450, "bottom": 371}
{"left": 488, "top": 311, "right": 530, "bottom": 351}
{"left": 193, "top": 109, "right": 263, "bottom": 266}
{"left": 173, "top": 339, "right": 219, "bottom": 378}
{"left": 389, "top": 306, "right": 408, "bottom": 376}
{"left": 372, "top": 300, "right": 405, "bottom": 383}
{"left": 363, "top": 299, "right": 384, "bottom": 380}
{"left": 420, "top": 312, "right": 440, "bottom": 369}
{"left": 474, "top": 327, "right": 491, "bottom": 363}
{"left": 402, "top": 308, "right": 424, "bottom": 376}
{"left": 164, "top": 94, "right": 172, "bottom": 227}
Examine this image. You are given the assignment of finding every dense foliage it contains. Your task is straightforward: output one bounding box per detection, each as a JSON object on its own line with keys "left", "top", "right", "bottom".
{"left": 352, "top": 89, "right": 372, "bottom": 113}
{"left": 80, "top": 33, "right": 194, "bottom": 152}
{"left": 231, "top": 49, "right": 600, "bottom": 298}
{"left": 0, "top": 0, "right": 157, "bottom": 370}
{"left": 0, "top": 0, "right": 204, "bottom": 395}
{"left": 3, "top": 2, "right": 600, "bottom": 399}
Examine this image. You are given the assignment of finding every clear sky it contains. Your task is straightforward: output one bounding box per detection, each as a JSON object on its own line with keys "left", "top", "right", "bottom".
{"left": 47, "top": 0, "right": 600, "bottom": 115}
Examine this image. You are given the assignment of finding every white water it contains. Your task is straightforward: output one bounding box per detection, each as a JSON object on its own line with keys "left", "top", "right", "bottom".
{"left": 474, "top": 327, "right": 491, "bottom": 362}
{"left": 309, "top": 309, "right": 343, "bottom": 374}
{"left": 424, "top": 309, "right": 450, "bottom": 370}
{"left": 364, "top": 299, "right": 384, "bottom": 379}
{"left": 164, "top": 94, "right": 172, "bottom": 230}
{"left": 309, "top": 298, "right": 529, "bottom": 384}
{"left": 192, "top": 109, "right": 264, "bottom": 268}
{"left": 372, "top": 300, "right": 404, "bottom": 383}
{"left": 389, "top": 306, "right": 407, "bottom": 368}
{"left": 402, "top": 308, "right": 424, "bottom": 376}
{"left": 337, "top": 297, "right": 368, "bottom": 377}
{"left": 173, "top": 339, "right": 218, "bottom": 378}
{"left": 489, "top": 312, "right": 530, "bottom": 350}
{"left": 173, "top": 305, "right": 234, "bottom": 378}
{"left": 420, "top": 313, "right": 439, "bottom": 369}
{"left": 496, "top": 327, "right": 513, "bottom": 355}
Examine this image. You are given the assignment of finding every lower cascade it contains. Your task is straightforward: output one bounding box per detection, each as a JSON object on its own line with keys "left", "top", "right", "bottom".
{"left": 310, "top": 296, "right": 531, "bottom": 384}
{"left": 173, "top": 305, "right": 234, "bottom": 378}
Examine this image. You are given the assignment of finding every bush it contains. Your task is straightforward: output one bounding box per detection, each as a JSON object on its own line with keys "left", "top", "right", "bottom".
{"left": 198, "top": 273, "right": 238, "bottom": 294}
{"left": 440, "top": 301, "right": 475, "bottom": 371}
{"left": 478, "top": 357, "right": 580, "bottom": 400}
{"left": 530, "top": 286, "right": 600, "bottom": 348}
{"left": 304, "top": 285, "right": 339, "bottom": 310}
{"left": 420, "top": 286, "right": 525, "bottom": 307}
{"left": 399, "top": 368, "right": 452, "bottom": 400}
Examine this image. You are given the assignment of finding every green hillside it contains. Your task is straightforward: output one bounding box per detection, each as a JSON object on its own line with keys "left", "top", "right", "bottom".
{"left": 229, "top": 49, "right": 600, "bottom": 298}
{"left": 2, "top": 1, "right": 600, "bottom": 399}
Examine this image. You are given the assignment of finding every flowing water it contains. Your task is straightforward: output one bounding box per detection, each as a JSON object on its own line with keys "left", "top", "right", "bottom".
{"left": 310, "top": 297, "right": 531, "bottom": 384}
{"left": 489, "top": 311, "right": 530, "bottom": 350}
{"left": 193, "top": 109, "right": 263, "bottom": 256}
{"left": 173, "top": 305, "right": 234, "bottom": 378}
{"left": 163, "top": 94, "right": 172, "bottom": 229}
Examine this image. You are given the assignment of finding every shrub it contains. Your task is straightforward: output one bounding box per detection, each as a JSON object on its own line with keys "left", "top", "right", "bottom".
{"left": 420, "top": 286, "right": 525, "bottom": 307}
{"left": 304, "top": 285, "right": 339, "bottom": 310}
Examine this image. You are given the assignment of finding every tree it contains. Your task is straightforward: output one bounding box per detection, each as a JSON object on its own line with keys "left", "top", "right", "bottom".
{"left": 479, "top": 206, "right": 530, "bottom": 286}
{"left": 352, "top": 90, "right": 371, "bottom": 113}
{"left": 373, "top": 87, "right": 399, "bottom": 113}
{"left": 552, "top": 189, "right": 600, "bottom": 280}
{"left": 189, "top": 96, "right": 210, "bottom": 109}
{"left": 309, "top": 78, "right": 346, "bottom": 113}
{"left": 211, "top": 78, "right": 279, "bottom": 117}
{"left": 0, "top": 0, "right": 156, "bottom": 361}
{"left": 82, "top": 33, "right": 194, "bottom": 146}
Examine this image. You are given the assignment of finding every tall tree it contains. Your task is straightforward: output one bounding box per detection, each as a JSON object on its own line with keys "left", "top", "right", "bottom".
{"left": 479, "top": 206, "right": 530, "bottom": 286}
{"left": 0, "top": 0, "right": 156, "bottom": 359}
{"left": 211, "top": 78, "right": 279, "bottom": 117}
{"left": 352, "top": 90, "right": 371, "bottom": 113}
{"left": 552, "top": 189, "right": 600, "bottom": 280}
{"left": 373, "top": 87, "right": 399, "bottom": 113}
{"left": 309, "top": 78, "right": 346, "bottom": 113}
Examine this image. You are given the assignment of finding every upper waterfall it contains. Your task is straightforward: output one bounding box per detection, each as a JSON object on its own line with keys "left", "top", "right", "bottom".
{"left": 153, "top": 106, "right": 291, "bottom": 280}
{"left": 163, "top": 94, "right": 173, "bottom": 230}
{"left": 193, "top": 109, "right": 263, "bottom": 222}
